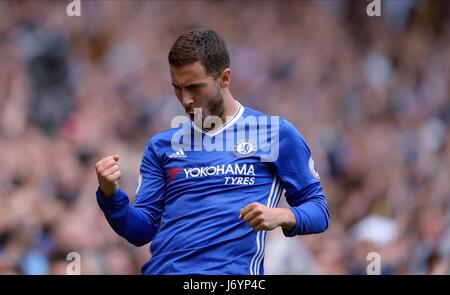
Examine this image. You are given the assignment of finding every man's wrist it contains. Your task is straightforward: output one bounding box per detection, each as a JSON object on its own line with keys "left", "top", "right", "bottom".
{"left": 98, "top": 186, "right": 119, "bottom": 198}
{"left": 276, "top": 208, "right": 296, "bottom": 231}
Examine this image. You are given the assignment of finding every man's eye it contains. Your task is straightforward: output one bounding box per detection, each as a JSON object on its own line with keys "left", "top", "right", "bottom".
{"left": 187, "top": 85, "right": 201, "bottom": 91}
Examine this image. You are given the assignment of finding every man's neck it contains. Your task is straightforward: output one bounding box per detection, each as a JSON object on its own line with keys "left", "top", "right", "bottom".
{"left": 220, "top": 90, "right": 239, "bottom": 123}
{"left": 202, "top": 90, "right": 239, "bottom": 133}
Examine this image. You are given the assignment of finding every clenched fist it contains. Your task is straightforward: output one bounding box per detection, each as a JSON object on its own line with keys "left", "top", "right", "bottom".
{"left": 95, "top": 155, "right": 122, "bottom": 197}
{"left": 239, "top": 202, "right": 296, "bottom": 232}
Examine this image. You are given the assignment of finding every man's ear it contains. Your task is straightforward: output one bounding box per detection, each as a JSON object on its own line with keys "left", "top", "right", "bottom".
{"left": 220, "top": 68, "right": 231, "bottom": 88}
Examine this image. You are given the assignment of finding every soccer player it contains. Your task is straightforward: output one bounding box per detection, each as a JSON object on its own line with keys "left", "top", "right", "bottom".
{"left": 95, "top": 28, "right": 330, "bottom": 275}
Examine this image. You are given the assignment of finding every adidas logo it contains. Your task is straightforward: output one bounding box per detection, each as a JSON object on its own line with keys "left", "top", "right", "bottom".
{"left": 168, "top": 149, "right": 187, "bottom": 158}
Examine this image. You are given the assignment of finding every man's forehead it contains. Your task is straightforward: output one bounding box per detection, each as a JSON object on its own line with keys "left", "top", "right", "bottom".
{"left": 170, "top": 61, "right": 211, "bottom": 86}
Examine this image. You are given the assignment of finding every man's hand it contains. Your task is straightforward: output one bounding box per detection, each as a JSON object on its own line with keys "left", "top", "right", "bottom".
{"left": 95, "top": 155, "right": 122, "bottom": 198}
{"left": 239, "top": 202, "right": 296, "bottom": 232}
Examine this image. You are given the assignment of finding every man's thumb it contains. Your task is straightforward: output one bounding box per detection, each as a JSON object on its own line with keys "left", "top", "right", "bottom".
{"left": 113, "top": 155, "right": 120, "bottom": 162}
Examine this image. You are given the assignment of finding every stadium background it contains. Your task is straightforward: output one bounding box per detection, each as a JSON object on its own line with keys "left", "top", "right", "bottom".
{"left": 0, "top": 0, "right": 449, "bottom": 275}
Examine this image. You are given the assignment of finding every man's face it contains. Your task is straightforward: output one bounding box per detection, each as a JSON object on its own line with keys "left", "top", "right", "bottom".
{"left": 170, "top": 61, "right": 225, "bottom": 125}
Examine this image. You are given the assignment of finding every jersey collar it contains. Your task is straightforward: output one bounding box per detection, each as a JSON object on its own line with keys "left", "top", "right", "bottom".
{"left": 191, "top": 101, "right": 244, "bottom": 137}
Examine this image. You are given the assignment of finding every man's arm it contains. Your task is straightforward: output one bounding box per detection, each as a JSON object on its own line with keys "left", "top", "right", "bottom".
{"left": 240, "top": 203, "right": 296, "bottom": 231}
{"left": 95, "top": 140, "right": 166, "bottom": 246}
{"left": 274, "top": 119, "right": 330, "bottom": 236}
{"left": 240, "top": 118, "right": 330, "bottom": 236}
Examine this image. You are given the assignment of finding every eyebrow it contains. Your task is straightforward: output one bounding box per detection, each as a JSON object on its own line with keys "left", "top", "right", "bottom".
{"left": 171, "top": 82, "right": 207, "bottom": 88}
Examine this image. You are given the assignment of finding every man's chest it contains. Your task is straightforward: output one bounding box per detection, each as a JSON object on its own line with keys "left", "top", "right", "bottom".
{"left": 162, "top": 149, "right": 274, "bottom": 189}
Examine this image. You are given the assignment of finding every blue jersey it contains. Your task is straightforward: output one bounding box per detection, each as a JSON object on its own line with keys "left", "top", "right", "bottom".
{"left": 97, "top": 103, "right": 330, "bottom": 275}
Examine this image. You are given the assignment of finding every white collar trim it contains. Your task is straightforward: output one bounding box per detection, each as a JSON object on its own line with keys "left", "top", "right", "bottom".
{"left": 191, "top": 101, "right": 244, "bottom": 137}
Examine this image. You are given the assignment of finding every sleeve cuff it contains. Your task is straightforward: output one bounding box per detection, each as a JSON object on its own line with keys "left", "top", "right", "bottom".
{"left": 96, "top": 187, "right": 129, "bottom": 210}
{"left": 282, "top": 207, "right": 302, "bottom": 237}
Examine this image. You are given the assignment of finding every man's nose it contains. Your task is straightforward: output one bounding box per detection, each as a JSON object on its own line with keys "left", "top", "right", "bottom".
{"left": 180, "top": 90, "right": 194, "bottom": 110}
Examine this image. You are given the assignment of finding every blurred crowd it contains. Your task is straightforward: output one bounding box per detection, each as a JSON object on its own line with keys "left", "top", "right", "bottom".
{"left": 0, "top": 0, "right": 449, "bottom": 275}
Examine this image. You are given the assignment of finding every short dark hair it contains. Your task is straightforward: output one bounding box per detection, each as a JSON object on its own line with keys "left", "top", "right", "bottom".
{"left": 168, "top": 28, "right": 230, "bottom": 79}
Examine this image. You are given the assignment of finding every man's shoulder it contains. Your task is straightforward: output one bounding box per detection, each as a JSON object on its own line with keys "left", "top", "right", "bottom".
{"left": 242, "top": 106, "right": 305, "bottom": 142}
{"left": 242, "top": 106, "right": 271, "bottom": 118}
{"left": 151, "top": 126, "right": 182, "bottom": 141}
{"left": 145, "top": 123, "right": 188, "bottom": 150}
{"left": 242, "top": 106, "right": 290, "bottom": 126}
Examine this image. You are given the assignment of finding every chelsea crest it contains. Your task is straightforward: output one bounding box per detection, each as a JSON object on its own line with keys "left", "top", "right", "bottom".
{"left": 233, "top": 139, "right": 257, "bottom": 157}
